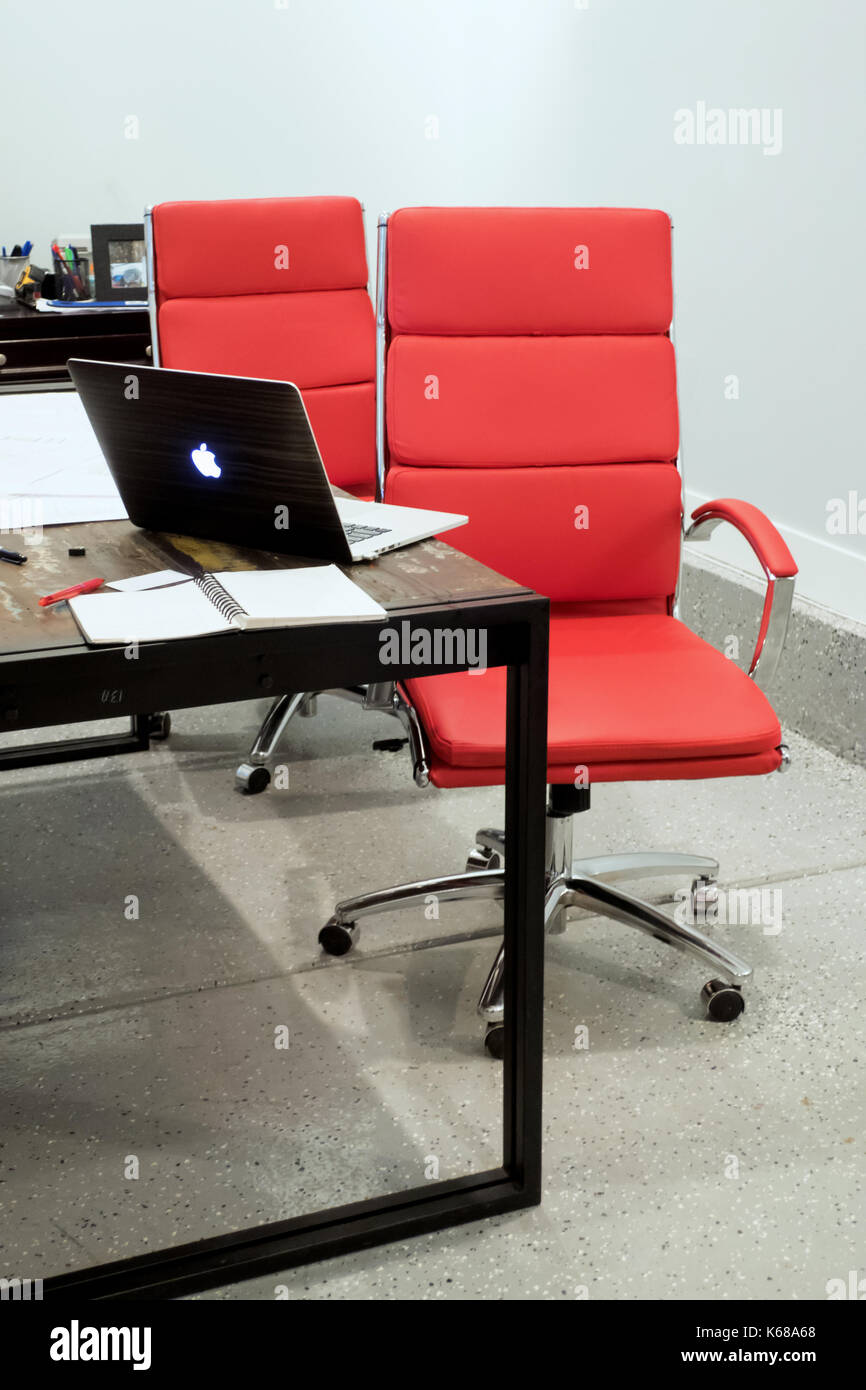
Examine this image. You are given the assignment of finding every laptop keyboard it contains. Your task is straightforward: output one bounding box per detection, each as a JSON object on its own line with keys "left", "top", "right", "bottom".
{"left": 343, "top": 522, "right": 392, "bottom": 543}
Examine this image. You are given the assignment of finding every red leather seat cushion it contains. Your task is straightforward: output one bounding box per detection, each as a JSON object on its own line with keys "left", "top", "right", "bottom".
{"left": 387, "top": 207, "right": 672, "bottom": 335}
{"left": 304, "top": 382, "right": 376, "bottom": 491}
{"left": 386, "top": 462, "right": 682, "bottom": 603}
{"left": 387, "top": 334, "right": 678, "bottom": 467}
{"left": 405, "top": 611, "right": 781, "bottom": 781}
{"left": 153, "top": 196, "right": 368, "bottom": 299}
{"left": 159, "top": 289, "right": 374, "bottom": 388}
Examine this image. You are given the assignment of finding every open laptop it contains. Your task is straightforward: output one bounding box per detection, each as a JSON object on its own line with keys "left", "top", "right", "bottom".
{"left": 67, "top": 360, "right": 467, "bottom": 562}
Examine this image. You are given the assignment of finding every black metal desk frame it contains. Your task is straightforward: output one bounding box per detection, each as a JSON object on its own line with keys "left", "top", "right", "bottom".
{"left": 1, "top": 589, "right": 549, "bottom": 1299}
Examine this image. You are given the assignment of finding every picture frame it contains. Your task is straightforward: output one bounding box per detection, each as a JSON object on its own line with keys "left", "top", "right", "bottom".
{"left": 91, "top": 222, "right": 148, "bottom": 301}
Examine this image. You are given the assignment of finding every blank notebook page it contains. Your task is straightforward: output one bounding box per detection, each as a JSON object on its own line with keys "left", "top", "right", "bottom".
{"left": 213, "top": 565, "right": 386, "bottom": 626}
{"left": 69, "top": 582, "right": 228, "bottom": 644}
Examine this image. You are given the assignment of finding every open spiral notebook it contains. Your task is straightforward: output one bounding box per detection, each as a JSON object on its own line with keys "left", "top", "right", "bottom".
{"left": 68, "top": 565, "right": 387, "bottom": 645}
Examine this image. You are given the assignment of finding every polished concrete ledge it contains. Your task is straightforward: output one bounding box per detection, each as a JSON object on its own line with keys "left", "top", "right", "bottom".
{"left": 680, "top": 550, "right": 865, "bottom": 765}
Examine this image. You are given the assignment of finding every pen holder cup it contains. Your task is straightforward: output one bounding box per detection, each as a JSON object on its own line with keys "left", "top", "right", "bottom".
{"left": 52, "top": 252, "right": 90, "bottom": 301}
{"left": 0, "top": 256, "right": 28, "bottom": 299}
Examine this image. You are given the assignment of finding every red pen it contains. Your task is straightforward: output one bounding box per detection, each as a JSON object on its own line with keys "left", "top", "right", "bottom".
{"left": 38, "top": 577, "right": 105, "bottom": 607}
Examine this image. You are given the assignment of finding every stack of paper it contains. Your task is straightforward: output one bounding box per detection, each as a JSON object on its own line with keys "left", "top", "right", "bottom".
{"left": 0, "top": 391, "right": 126, "bottom": 527}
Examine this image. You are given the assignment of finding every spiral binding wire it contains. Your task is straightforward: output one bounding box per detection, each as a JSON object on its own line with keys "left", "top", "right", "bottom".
{"left": 194, "top": 572, "right": 245, "bottom": 625}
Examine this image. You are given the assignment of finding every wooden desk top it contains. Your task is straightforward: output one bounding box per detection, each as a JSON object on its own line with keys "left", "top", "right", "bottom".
{"left": 0, "top": 520, "right": 527, "bottom": 660}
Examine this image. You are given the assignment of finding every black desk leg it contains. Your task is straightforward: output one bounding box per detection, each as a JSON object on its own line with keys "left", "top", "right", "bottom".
{"left": 0, "top": 713, "right": 170, "bottom": 771}
{"left": 503, "top": 605, "right": 549, "bottom": 1201}
{"left": 40, "top": 605, "right": 549, "bottom": 1298}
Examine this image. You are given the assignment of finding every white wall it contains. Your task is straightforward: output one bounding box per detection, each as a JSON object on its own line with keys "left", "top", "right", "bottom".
{"left": 2, "top": 0, "right": 863, "bottom": 619}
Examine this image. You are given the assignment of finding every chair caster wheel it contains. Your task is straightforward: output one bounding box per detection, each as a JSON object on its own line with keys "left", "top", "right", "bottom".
{"left": 702, "top": 979, "right": 745, "bottom": 1021}
{"left": 483, "top": 1023, "right": 505, "bottom": 1059}
{"left": 466, "top": 846, "right": 502, "bottom": 873}
{"left": 319, "top": 918, "right": 358, "bottom": 956}
{"left": 235, "top": 762, "right": 270, "bottom": 794}
{"left": 690, "top": 875, "right": 719, "bottom": 921}
{"left": 147, "top": 712, "right": 171, "bottom": 740}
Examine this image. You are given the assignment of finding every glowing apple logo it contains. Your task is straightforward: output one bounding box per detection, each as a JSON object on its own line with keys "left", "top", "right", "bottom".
{"left": 191, "top": 442, "right": 221, "bottom": 478}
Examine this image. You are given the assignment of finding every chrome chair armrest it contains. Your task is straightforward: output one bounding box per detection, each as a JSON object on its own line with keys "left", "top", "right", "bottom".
{"left": 684, "top": 512, "right": 795, "bottom": 690}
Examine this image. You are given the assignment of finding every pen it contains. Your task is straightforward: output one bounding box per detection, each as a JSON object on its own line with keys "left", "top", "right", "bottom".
{"left": 0, "top": 546, "right": 27, "bottom": 565}
{"left": 38, "top": 576, "right": 105, "bottom": 606}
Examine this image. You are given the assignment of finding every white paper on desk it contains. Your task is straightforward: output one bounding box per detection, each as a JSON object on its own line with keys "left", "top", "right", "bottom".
{"left": 0, "top": 391, "right": 127, "bottom": 526}
{"left": 34, "top": 301, "right": 146, "bottom": 314}
{"left": 105, "top": 570, "right": 189, "bottom": 593}
{"left": 31, "top": 496, "right": 128, "bottom": 526}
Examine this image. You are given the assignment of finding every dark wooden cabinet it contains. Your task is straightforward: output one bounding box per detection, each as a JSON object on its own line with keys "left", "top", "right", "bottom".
{"left": 0, "top": 303, "right": 151, "bottom": 392}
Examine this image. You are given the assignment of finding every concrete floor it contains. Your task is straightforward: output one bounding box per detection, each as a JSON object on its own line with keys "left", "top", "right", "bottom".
{"left": 0, "top": 696, "right": 863, "bottom": 1300}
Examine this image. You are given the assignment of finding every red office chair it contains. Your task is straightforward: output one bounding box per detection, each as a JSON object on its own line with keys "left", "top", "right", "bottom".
{"left": 145, "top": 195, "right": 386, "bottom": 791}
{"left": 318, "top": 206, "right": 797, "bottom": 1057}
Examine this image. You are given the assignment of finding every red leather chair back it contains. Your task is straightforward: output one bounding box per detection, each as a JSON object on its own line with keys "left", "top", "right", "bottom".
{"left": 383, "top": 207, "right": 682, "bottom": 606}
{"left": 151, "top": 196, "right": 375, "bottom": 493}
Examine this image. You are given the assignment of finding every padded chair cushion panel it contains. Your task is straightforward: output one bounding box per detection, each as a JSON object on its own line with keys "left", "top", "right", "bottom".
{"left": 387, "top": 207, "right": 672, "bottom": 335}
{"left": 386, "top": 335, "right": 678, "bottom": 466}
{"left": 303, "top": 382, "right": 376, "bottom": 490}
{"left": 158, "top": 289, "right": 375, "bottom": 390}
{"left": 153, "top": 196, "right": 368, "bottom": 299}
{"left": 427, "top": 749, "right": 783, "bottom": 788}
{"left": 404, "top": 612, "right": 781, "bottom": 774}
{"left": 386, "top": 462, "right": 682, "bottom": 602}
